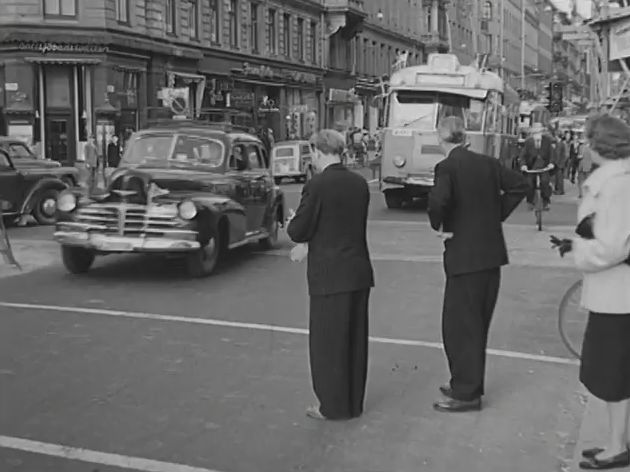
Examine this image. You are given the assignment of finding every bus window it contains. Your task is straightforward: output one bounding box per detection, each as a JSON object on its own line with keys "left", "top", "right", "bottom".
{"left": 388, "top": 91, "right": 435, "bottom": 129}
{"left": 465, "top": 99, "right": 484, "bottom": 132}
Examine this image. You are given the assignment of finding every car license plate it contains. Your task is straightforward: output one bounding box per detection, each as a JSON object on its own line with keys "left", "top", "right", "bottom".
{"left": 91, "top": 235, "right": 133, "bottom": 252}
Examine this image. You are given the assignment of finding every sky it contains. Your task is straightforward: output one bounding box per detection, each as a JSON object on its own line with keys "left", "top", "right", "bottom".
{"left": 549, "top": 0, "right": 593, "bottom": 17}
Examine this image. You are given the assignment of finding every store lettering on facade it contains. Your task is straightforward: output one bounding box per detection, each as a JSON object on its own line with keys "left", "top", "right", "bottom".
{"left": 17, "top": 41, "right": 108, "bottom": 55}
{"left": 240, "top": 62, "right": 318, "bottom": 85}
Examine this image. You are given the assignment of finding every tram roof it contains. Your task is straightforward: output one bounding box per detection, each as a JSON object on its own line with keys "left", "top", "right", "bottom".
{"left": 389, "top": 53, "right": 506, "bottom": 97}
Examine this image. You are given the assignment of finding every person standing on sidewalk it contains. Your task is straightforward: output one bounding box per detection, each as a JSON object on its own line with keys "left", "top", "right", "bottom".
{"left": 428, "top": 117, "right": 528, "bottom": 413}
{"left": 287, "top": 129, "right": 374, "bottom": 421}
{"left": 84, "top": 135, "right": 99, "bottom": 190}
{"left": 554, "top": 132, "right": 569, "bottom": 195}
{"left": 551, "top": 114, "right": 630, "bottom": 470}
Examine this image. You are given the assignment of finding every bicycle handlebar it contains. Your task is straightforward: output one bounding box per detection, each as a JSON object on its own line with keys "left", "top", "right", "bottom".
{"left": 522, "top": 166, "right": 554, "bottom": 174}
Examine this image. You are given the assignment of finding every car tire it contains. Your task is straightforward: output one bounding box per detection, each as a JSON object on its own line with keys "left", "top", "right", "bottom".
{"left": 33, "top": 188, "right": 60, "bottom": 225}
{"left": 384, "top": 190, "right": 404, "bottom": 209}
{"left": 61, "top": 246, "right": 95, "bottom": 274}
{"left": 259, "top": 210, "right": 279, "bottom": 250}
{"left": 185, "top": 233, "right": 220, "bottom": 277}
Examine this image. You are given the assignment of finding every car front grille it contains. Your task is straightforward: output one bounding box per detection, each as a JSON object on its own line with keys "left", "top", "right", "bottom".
{"left": 75, "top": 204, "right": 183, "bottom": 236}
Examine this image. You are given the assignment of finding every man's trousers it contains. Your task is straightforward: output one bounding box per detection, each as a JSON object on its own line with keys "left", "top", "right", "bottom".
{"left": 553, "top": 167, "right": 565, "bottom": 194}
{"left": 309, "top": 289, "right": 370, "bottom": 419}
{"left": 442, "top": 268, "right": 501, "bottom": 401}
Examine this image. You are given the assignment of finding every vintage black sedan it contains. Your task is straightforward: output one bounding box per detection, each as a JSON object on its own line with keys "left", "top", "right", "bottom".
{"left": 54, "top": 123, "right": 285, "bottom": 277}
{"left": 0, "top": 147, "right": 79, "bottom": 225}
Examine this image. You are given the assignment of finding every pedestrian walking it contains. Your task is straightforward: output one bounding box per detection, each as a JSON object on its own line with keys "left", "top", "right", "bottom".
{"left": 287, "top": 129, "right": 374, "bottom": 421}
{"left": 84, "top": 135, "right": 99, "bottom": 190}
{"left": 107, "top": 135, "right": 121, "bottom": 169}
{"left": 427, "top": 117, "right": 528, "bottom": 413}
{"left": 518, "top": 122, "right": 556, "bottom": 211}
{"left": 554, "top": 132, "right": 569, "bottom": 195}
{"left": 569, "top": 134, "right": 581, "bottom": 183}
{"left": 577, "top": 141, "right": 594, "bottom": 199}
{"left": 550, "top": 114, "right": 630, "bottom": 470}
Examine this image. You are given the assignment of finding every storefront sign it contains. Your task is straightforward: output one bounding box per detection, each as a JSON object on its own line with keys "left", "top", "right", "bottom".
{"left": 258, "top": 96, "right": 279, "bottom": 112}
{"left": 240, "top": 62, "right": 319, "bottom": 85}
{"left": 609, "top": 18, "right": 630, "bottom": 61}
{"left": 328, "top": 88, "right": 358, "bottom": 103}
{"left": 18, "top": 41, "right": 108, "bottom": 54}
{"left": 4, "top": 83, "right": 18, "bottom": 92}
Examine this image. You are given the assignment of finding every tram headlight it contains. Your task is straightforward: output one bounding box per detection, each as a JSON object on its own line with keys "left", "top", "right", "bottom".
{"left": 393, "top": 155, "right": 406, "bottom": 168}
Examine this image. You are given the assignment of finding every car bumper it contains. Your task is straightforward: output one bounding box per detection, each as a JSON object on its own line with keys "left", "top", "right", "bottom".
{"left": 382, "top": 175, "right": 435, "bottom": 188}
{"left": 54, "top": 226, "right": 200, "bottom": 253}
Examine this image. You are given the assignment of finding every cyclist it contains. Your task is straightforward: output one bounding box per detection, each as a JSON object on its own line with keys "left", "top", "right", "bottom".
{"left": 518, "top": 122, "right": 556, "bottom": 211}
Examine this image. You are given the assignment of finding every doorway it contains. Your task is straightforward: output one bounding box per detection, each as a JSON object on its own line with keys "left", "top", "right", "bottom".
{"left": 45, "top": 113, "right": 73, "bottom": 164}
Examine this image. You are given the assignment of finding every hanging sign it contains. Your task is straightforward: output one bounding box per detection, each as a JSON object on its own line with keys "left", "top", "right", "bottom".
{"left": 610, "top": 17, "right": 630, "bottom": 61}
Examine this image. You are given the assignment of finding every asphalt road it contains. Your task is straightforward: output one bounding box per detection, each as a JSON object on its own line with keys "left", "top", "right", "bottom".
{"left": 0, "top": 179, "right": 587, "bottom": 472}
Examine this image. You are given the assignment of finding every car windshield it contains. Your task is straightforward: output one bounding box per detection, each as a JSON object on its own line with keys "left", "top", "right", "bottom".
{"left": 7, "top": 142, "right": 35, "bottom": 158}
{"left": 122, "top": 134, "right": 225, "bottom": 169}
{"left": 274, "top": 147, "right": 295, "bottom": 158}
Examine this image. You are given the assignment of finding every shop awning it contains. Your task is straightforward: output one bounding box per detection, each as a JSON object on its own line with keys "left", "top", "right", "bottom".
{"left": 168, "top": 71, "right": 205, "bottom": 82}
{"left": 24, "top": 57, "right": 102, "bottom": 64}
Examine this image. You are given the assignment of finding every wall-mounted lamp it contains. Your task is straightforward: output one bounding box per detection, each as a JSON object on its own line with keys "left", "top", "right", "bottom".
{"left": 376, "top": 9, "right": 384, "bottom": 20}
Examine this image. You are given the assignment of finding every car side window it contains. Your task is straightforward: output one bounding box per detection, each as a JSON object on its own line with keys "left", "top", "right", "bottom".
{"left": 260, "top": 147, "right": 269, "bottom": 168}
{"left": 229, "top": 143, "right": 248, "bottom": 171}
{"left": 300, "top": 145, "right": 310, "bottom": 156}
{"left": 0, "top": 151, "right": 11, "bottom": 168}
{"left": 245, "top": 144, "right": 264, "bottom": 170}
{"left": 8, "top": 143, "right": 33, "bottom": 158}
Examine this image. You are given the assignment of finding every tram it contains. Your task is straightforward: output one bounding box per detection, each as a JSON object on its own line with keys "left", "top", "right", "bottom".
{"left": 379, "top": 53, "right": 520, "bottom": 209}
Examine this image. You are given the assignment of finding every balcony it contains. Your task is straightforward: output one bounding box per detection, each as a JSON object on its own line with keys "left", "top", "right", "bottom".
{"left": 324, "top": 0, "right": 367, "bottom": 39}
{"left": 421, "top": 31, "right": 449, "bottom": 53}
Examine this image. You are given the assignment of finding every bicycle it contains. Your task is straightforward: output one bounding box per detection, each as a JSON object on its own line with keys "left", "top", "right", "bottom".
{"left": 558, "top": 279, "right": 587, "bottom": 359}
{"left": 523, "top": 165, "right": 554, "bottom": 231}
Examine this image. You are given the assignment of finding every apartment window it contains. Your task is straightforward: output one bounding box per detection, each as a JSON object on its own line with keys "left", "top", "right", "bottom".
{"left": 165, "top": 0, "right": 175, "bottom": 33}
{"left": 228, "top": 0, "right": 238, "bottom": 47}
{"left": 268, "top": 9, "right": 277, "bottom": 54}
{"left": 482, "top": 1, "right": 492, "bottom": 20}
{"left": 250, "top": 3, "right": 259, "bottom": 52}
{"left": 283, "top": 13, "right": 291, "bottom": 57}
{"left": 310, "top": 21, "right": 317, "bottom": 63}
{"left": 209, "top": 0, "right": 219, "bottom": 43}
{"left": 297, "top": 18, "right": 304, "bottom": 60}
{"left": 43, "top": 0, "right": 77, "bottom": 17}
{"left": 188, "top": 0, "right": 199, "bottom": 39}
{"left": 115, "top": 0, "right": 128, "bottom": 23}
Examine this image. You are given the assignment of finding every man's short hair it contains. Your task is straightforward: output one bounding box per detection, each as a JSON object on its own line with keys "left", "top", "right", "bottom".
{"left": 437, "top": 117, "right": 466, "bottom": 144}
{"left": 309, "top": 129, "right": 346, "bottom": 156}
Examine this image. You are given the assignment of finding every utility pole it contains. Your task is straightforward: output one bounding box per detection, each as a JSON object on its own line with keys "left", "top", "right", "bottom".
{"left": 499, "top": 0, "right": 504, "bottom": 77}
{"left": 521, "top": 0, "right": 526, "bottom": 90}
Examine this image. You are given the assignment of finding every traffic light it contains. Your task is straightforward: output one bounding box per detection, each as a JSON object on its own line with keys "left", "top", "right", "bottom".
{"left": 547, "top": 82, "right": 563, "bottom": 113}
{"left": 544, "top": 82, "right": 552, "bottom": 108}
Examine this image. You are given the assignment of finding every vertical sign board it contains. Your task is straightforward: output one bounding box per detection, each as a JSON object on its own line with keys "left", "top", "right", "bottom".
{"left": 609, "top": 17, "right": 630, "bottom": 61}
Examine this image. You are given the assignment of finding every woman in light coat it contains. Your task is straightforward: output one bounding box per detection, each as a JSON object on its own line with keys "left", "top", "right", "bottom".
{"left": 559, "top": 114, "right": 630, "bottom": 470}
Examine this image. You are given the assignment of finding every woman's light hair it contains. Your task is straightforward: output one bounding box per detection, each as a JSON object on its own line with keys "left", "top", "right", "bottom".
{"left": 437, "top": 116, "right": 467, "bottom": 144}
{"left": 585, "top": 113, "right": 630, "bottom": 161}
{"left": 309, "top": 129, "right": 345, "bottom": 156}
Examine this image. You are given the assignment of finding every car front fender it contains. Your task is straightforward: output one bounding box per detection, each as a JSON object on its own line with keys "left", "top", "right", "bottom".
{"left": 20, "top": 178, "right": 68, "bottom": 215}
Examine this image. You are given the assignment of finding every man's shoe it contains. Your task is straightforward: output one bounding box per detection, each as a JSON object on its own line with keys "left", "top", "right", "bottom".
{"left": 433, "top": 398, "right": 481, "bottom": 413}
{"left": 439, "top": 384, "right": 454, "bottom": 398}
{"left": 579, "top": 449, "right": 630, "bottom": 469}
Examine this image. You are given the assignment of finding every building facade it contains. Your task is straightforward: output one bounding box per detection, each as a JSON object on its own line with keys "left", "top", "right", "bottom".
{"left": 0, "top": 0, "right": 327, "bottom": 164}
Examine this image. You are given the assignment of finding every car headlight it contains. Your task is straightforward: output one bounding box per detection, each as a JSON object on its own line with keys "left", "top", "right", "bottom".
{"left": 57, "top": 191, "right": 77, "bottom": 212}
{"left": 178, "top": 200, "right": 197, "bottom": 220}
{"left": 393, "top": 155, "right": 406, "bottom": 168}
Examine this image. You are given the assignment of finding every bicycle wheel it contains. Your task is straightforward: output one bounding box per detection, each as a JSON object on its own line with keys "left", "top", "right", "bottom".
{"left": 558, "top": 279, "right": 587, "bottom": 359}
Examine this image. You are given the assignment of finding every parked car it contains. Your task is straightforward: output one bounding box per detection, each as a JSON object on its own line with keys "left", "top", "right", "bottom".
{"left": 0, "top": 137, "right": 71, "bottom": 175}
{"left": 0, "top": 148, "right": 79, "bottom": 225}
{"left": 271, "top": 140, "right": 314, "bottom": 184}
{"left": 54, "top": 122, "right": 285, "bottom": 277}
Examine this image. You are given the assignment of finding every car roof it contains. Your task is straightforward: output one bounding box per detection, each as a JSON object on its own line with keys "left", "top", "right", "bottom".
{"left": 0, "top": 137, "right": 24, "bottom": 144}
{"left": 134, "top": 127, "right": 263, "bottom": 144}
{"left": 274, "top": 140, "right": 310, "bottom": 146}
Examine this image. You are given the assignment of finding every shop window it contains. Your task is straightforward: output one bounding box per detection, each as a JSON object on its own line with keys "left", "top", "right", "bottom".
{"left": 310, "top": 22, "right": 317, "bottom": 63}
{"left": 283, "top": 14, "right": 291, "bottom": 58}
{"left": 209, "top": 0, "right": 219, "bottom": 43}
{"left": 45, "top": 67, "right": 72, "bottom": 109}
{"left": 165, "top": 0, "right": 176, "bottom": 34}
{"left": 44, "top": 0, "right": 77, "bottom": 17}
{"left": 250, "top": 3, "right": 259, "bottom": 52}
{"left": 188, "top": 0, "right": 199, "bottom": 39}
{"left": 228, "top": 0, "right": 238, "bottom": 47}
{"left": 268, "top": 10, "right": 277, "bottom": 54}
{"left": 115, "top": 0, "right": 128, "bottom": 23}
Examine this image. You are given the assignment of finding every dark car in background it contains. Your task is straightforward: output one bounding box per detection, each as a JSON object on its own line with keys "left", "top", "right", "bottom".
{"left": 0, "top": 146, "right": 79, "bottom": 225}
{"left": 54, "top": 122, "right": 285, "bottom": 277}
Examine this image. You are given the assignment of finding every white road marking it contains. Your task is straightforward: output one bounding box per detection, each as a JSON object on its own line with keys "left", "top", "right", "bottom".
{"left": 0, "top": 301, "right": 578, "bottom": 366}
{"left": 0, "top": 435, "right": 222, "bottom": 472}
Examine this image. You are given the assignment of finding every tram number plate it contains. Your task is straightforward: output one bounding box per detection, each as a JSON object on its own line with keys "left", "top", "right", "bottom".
{"left": 392, "top": 129, "right": 413, "bottom": 137}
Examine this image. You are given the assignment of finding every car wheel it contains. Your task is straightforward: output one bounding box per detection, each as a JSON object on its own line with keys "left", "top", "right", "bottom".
{"left": 384, "top": 190, "right": 404, "bottom": 209}
{"left": 259, "top": 211, "right": 279, "bottom": 250}
{"left": 185, "top": 233, "right": 220, "bottom": 277}
{"left": 61, "top": 246, "right": 95, "bottom": 274}
{"left": 33, "top": 188, "right": 60, "bottom": 225}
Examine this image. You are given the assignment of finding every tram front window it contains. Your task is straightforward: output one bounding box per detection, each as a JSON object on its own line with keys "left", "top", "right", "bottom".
{"left": 389, "top": 91, "right": 484, "bottom": 132}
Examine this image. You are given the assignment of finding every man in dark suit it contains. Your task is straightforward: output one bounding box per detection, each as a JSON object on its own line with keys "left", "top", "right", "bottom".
{"left": 518, "top": 122, "right": 556, "bottom": 210}
{"left": 287, "top": 129, "right": 374, "bottom": 421}
{"left": 428, "top": 117, "right": 528, "bottom": 413}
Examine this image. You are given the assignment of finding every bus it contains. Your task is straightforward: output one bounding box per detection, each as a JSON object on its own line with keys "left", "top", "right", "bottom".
{"left": 380, "top": 53, "right": 520, "bottom": 209}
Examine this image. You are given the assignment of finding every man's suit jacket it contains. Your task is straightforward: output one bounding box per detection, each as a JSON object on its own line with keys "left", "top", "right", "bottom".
{"left": 428, "top": 146, "right": 529, "bottom": 276}
{"left": 518, "top": 135, "right": 555, "bottom": 170}
{"left": 287, "top": 163, "right": 374, "bottom": 296}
